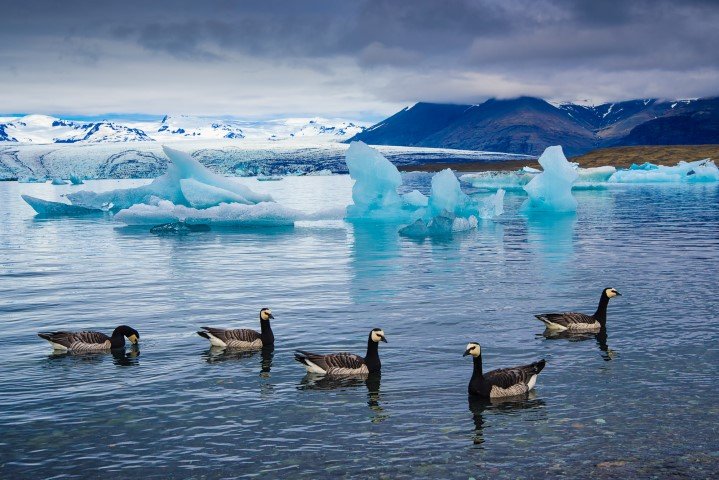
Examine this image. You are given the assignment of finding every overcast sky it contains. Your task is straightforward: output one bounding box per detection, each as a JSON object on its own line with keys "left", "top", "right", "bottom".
{"left": 1, "top": 0, "right": 718, "bottom": 120}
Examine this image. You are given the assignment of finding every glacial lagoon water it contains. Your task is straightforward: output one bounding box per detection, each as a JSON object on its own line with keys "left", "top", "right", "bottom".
{"left": 1, "top": 176, "right": 718, "bottom": 478}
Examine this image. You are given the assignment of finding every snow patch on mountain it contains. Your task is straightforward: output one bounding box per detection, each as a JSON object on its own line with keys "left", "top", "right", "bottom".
{"left": 0, "top": 115, "right": 153, "bottom": 144}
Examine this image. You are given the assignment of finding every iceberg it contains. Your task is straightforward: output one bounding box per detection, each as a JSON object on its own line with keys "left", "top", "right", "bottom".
{"left": 21, "top": 195, "right": 102, "bottom": 216}
{"left": 460, "top": 170, "right": 535, "bottom": 190}
{"left": 609, "top": 159, "right": 719, "bottom": 183}
{"left": 51, "top": 178, "right": 69, "bottom": 185}
{"left": 344, "top": 141, "right": 408, "bottom": 221}
{"left": 69, "top": 175, "right": 85, "bottom": 185}
{"left": 523, "top": 146, "right": 578, "bottom": 213}
{"left": 114, "top": 200, "right": 296, "bottom": 227}
{"left": 401, "top": 189, "right": 428, "bottom": 208}
{"left": 65, "top": 146, "right": 272, "bottom": 211}
{"left": 21, "top": 145, "right": 292, "bottom": 228}
{"left": 344, "top": 143, "right": 504, "bottom": 235}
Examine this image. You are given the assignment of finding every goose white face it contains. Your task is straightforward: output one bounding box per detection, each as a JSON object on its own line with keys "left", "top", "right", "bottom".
{"left": 464, "top": 342, "right": 481, "bottom": 357}
{"left": 371, "top": 329, "right": 386, "bottom": 343}
{"left": 260, "top": 308, "right": 273, "bottom": 321}
{"left": 605, "top": 288, "right": 620, "bottom": 298}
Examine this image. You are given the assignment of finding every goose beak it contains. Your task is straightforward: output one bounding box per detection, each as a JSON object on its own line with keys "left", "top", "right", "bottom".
{"left": 615, "top": 291, "right": 622, "bottom": 296}
{"left": 463, "top": 349, "right": 471, "bottom": 357}
{"left": 269, "top": 313, "right": 275, "bottom": 319}
{"left": 380, "top": 335, "right": 387, "bottom": 343}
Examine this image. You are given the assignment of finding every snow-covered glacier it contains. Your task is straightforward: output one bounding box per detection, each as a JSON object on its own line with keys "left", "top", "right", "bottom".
{"left": 0, "top": 141, "right": 526, "bottom": 181}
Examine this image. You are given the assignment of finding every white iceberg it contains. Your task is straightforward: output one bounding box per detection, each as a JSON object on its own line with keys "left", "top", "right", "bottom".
{"left": 22, "top": 145, "right": 290, "bottom": 228}
{"left": 114, "top": 199, "right": 296, "bottom": 227}
{"left": 609, "top": 159, "right": 719, "bottom": 183}
{"left": 523, "top": 146, "right": 578, "bottom": 213}
{"left": 66, "top": 146, "right": 272, "bottom": 211}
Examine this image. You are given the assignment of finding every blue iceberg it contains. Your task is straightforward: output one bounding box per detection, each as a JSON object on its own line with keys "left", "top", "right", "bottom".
{"left": 344, "top": 142, "right": 504, "bottom": 236}
{"left": 522, "top": 146, "right": 578, "bottom": 213}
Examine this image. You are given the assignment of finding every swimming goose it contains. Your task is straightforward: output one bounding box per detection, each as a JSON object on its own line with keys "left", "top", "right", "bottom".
{"left": 464, "top": 342, "right": 546, "bottom": 398}
{"left": 197, "top": 308, "right": 274, "bottom": 349}
{"left": 294, "top": 328, "right": 386, "bottom": 375}
{"left": 38, "top": 325, "right": 139, "bottom": 351}
{"left": 534, "top": 287, "right": 621, "bottom": 332}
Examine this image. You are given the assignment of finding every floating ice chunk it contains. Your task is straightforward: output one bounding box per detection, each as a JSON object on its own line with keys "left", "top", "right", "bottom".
{"left": 578, "top": 166, "right": 616, "bottom": 182}
{"left": 402, "top": 189, "right": 429, "bottom": 207}
{"left": 51, "top": 178, "right": 68, "bottom": 185}
{"left": 18, "top": 176, "right": 46, "bottom": 183}
{"left": 69, "top": 175, "right": 85, "bottom": 185}
{"left": 460, "top": 171, "right": 534, "bottom": 190}
{"left": 523, "top": 146, "right": 578, "bottom": 212}
{"left": 428, "top": 169, "right": 469, "bottom": 217}
{"left": 180, "top": 178, "right": 253, "bottom": 208}
{"left": 345, "top": 141, "right": 407, "bottom": 220}
{"left": 115, "top": 200, "right": 296, "bottom": 227}
{"left": 629, "top": 162, "right": 659, "bottom": 170}
{"left": 256, "top": 176, "right": 283, "bottom": 181}
{"left": 21, "top": 195, "right": 101, "bottom": 216}
{"left": 64, "top": 145, "right": 272, "bottom": 211}
{"left": 609, "top": 159, "right": 719, "bottom": 183}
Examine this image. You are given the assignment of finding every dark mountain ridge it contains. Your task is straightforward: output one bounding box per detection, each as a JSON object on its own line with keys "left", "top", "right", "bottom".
{"left": 348, "top": 96, "right": 719, "bottom": 156}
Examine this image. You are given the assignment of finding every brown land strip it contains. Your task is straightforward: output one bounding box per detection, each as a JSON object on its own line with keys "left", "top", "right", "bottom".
{"left": 398, "top": 145, "right": 719, "bottom": 172}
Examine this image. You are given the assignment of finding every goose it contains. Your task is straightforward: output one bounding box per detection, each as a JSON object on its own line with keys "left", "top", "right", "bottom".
{"left": 464, "top": 342, "right": 546, "bottom": 398}
{"left": 197, "top": 308, "right": 275, "bottom": 349}
{"left": 38, "top": 325, "right": 139, "bottom": 351}
{"left": 294, "top": 328, "right": 386, "bottom": 375}
{"left": 534, "top": 287, "right": 621, "bottom": 332}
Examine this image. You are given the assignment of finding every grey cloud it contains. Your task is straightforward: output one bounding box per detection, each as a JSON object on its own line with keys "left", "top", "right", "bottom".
{"left": 0, "top": 0, "right": 717, "bottom": 116}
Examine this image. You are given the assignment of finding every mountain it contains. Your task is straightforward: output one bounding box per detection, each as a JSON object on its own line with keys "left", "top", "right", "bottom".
{"left": 0, "top": 114, "right": 367, "bottom": 144}
{"left": 417, "top": 97, "right": 597, "bottom": 156}
{"left": 151, "top": 115, "right": 246, "bottom": 140}
{"left": 348, "top": 97, "right": 719, "bottom": 156}
{"left": 352, "top": 103, "right": 470, "bottom": 146}
{"left": 0, "top": 115, "right": 153, "bottom": 144}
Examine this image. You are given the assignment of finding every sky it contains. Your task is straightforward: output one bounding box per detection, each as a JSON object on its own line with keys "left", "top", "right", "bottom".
{"left": 1, "top": 0, "right": 718, "bottom": 121}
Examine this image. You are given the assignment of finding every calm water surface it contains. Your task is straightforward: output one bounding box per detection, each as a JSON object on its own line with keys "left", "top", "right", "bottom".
{"left": 1, "top": 176, "right": 718, "bottom": 479}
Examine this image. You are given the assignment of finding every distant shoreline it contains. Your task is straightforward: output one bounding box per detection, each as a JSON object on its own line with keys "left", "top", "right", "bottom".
{"left": 399, "top": 144, "right": 719, "bottom": 172}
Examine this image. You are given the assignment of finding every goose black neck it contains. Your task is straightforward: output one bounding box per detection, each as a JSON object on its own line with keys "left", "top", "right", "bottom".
{"left": 593, "top": 294, "right": 610, "bottom": 323}
{"left": 471, "top": 354, "right": 484, "bottom": 382}
{"left": 109, "top": 331, "right": 126, "bottom": 349}
{"left": 260, "top": 318, "right": 274, "bottom": 346}
{"left": 364, "top": 335, "right": 381, "bottom": 373}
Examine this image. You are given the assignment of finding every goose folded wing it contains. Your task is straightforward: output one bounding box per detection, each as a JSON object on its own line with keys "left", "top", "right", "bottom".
{"left": 69, "top": 331, "right": 111, "bottom": 345}
{"left": 484, "top": 366, "right": 533, "bottom": 388}
{"left": 202, "top": 327, "right": 260, "bottom": 343}
{"left": 297, "top": 351, "right": 365, "bottom": 371}
{"left": 538, "top": 312, "right": 594, "bottom": 326}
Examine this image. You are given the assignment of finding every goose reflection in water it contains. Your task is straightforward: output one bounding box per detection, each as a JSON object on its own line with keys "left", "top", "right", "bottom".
{"left": 468, "top": 392, "right": 545, "bottom": 445}
{"left": 203, "top": 346, "right": 275, "bottom": 373}
{"left": 46, "top": 345, "right": 141, "bottom": 367}
{"left": 540, "top": 327, "right": 615, "bottom": 361}
{"left": 298, "top": 372, "right": 387, "bottom": 423}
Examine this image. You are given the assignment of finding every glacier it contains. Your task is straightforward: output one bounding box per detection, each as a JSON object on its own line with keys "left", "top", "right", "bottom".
{"left": 523, "top": 146, "right": 578, "bottom": 213}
